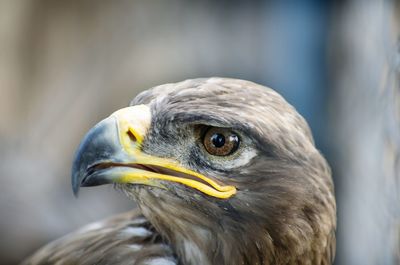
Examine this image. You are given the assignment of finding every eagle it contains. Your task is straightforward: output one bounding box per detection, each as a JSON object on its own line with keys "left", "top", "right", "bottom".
{"left": 23, "top": 78, "right": 336, "bottom": 265}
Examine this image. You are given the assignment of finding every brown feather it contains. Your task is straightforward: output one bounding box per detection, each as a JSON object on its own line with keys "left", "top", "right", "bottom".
{"left": 22, "top": 210, "right": 177, "bottom": 265}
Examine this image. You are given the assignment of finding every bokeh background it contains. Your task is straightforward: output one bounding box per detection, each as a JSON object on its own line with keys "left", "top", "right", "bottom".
{"left": 0, "top": 1, "right": 399, "bottom": 264}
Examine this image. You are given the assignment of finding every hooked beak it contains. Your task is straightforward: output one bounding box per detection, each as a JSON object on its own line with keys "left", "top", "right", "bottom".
{"left": 71, "top": 105, "right": 237, "bottom": 199}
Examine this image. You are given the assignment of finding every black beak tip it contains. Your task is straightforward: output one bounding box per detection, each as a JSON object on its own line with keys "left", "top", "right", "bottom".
{"left": 72, "top": 171, "right": 81, "bottom": 197}
{"left": 70, "top": 116, "right": 121, "bottom": 197}
{"left": 71, "top": 152, "right": 87, "bottom": 197}
{"left": 72, "top": 187, "right": 80, "bottom": 197}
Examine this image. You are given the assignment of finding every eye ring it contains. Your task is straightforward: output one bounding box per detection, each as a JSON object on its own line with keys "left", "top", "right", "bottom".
{"left": 202, "top": 127, "right": 240, "bottom": 156}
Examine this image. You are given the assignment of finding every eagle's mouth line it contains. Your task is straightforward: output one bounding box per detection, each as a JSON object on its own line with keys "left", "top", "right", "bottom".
{"left": 86, "top": 162, "right": 219, "bottom": 191}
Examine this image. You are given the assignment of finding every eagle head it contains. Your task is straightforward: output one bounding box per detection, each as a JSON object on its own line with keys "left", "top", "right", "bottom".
{"left": 72, "top": 78, "right": 336, "bottom": 265}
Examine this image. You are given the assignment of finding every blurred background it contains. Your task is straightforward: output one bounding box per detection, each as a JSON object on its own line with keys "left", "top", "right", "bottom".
{"left": 0, "top": 0, "right": 399, "bottom": 264}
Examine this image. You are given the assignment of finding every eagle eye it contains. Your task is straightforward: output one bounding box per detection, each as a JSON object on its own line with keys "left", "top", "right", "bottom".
{"left": 203, "top": 127, "right": 240, "bottom": 156}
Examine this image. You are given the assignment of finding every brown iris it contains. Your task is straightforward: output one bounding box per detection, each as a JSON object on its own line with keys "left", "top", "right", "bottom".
{"left": 203, "top": 127, "right": 240, "bottom": 156}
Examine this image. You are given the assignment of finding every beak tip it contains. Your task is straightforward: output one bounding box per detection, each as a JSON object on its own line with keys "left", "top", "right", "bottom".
{"left": 73, "top": 189, "right": 79, "bottom": 197}
{"left": 71, "top": 174, "right": 81, "bottom": 197}
{"left": 71, "top": 116, "right": 122, "bottom": 195}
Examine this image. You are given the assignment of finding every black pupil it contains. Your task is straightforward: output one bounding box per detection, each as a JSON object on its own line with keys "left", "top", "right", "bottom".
{"left": 211, "top": 133, "right": 225, "bottom": 148}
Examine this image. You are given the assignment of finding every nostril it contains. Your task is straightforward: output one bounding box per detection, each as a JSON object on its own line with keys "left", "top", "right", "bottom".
{"left": 127, "top": 130, "right": 137, "bottom": 143}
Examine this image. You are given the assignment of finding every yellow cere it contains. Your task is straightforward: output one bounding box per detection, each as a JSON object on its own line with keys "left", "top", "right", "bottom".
{"left": 111, "top": 104, "right": 152, "bottom": 153}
